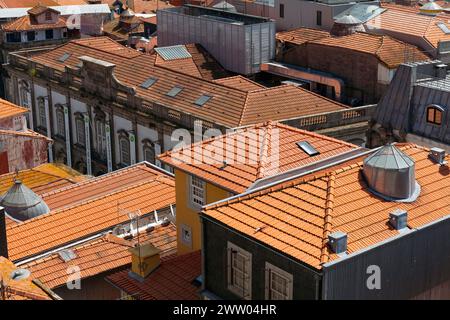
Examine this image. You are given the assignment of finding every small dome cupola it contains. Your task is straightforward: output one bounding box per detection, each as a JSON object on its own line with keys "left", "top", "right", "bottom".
{"left": 330, "top": 14, "right": 364, "bottom": 36}
{"left": 363, "top": 144, "right": 420, "bottom": 202}
{"left": 0, "top": 179, "right": 50, "bottom": 222}
{"left": 419, "top": 1, "right": 443, "bottom": 16}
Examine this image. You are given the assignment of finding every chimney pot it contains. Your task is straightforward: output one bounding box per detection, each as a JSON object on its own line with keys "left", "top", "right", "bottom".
{"left": 389, "top": 209, "right": 408, "bottom": 230}
{"left": 328, "top": 231, "right": 347, "bottom": 254}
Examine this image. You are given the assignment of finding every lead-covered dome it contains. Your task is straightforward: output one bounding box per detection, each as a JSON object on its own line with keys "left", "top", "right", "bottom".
{"left": 0, "top": 180, "right": 50, "bottom": 222}
{"left": 363, "top": 144, "right": 419, "bottom": 201}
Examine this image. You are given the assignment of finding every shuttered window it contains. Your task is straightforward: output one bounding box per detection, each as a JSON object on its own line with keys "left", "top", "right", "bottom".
{"left": 227, "top": 242, "right": 252, "bottom": 299}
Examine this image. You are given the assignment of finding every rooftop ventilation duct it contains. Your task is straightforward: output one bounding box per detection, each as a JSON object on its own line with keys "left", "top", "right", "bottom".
{"left": 363, "top": 144, "right": 420, "bottom": 201}
{"left": 419, "top": 1, "right": 443, "bottom": 16}
{"left": 429, "top": 147, "right": 447, "bottom": 165}
{"left": 328, "top": 231, "right": 347, "bottom": 254}
{"left": 389, "top": 209, "right": 408, "bottom": 230}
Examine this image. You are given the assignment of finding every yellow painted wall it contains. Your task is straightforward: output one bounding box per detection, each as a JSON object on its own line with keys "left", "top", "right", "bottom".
{"left": 175, "top": 168, "right": 231, "bottom": 255}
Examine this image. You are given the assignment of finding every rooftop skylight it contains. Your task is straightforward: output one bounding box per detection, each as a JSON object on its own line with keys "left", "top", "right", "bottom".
{"left": 166, "top": 86, "right": 183, "bottom": 97}
{"left": 297, "top": 141, "right": 320, "bottom": 156}
{"left": 140, "top": 77, "right": 157, "bottom": 89}
{"left": 194, "top": 94, "right": 212, "bottom": 106}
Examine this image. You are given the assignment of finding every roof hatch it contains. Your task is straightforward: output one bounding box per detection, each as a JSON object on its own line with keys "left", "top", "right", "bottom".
{"left": 297, "top": 141, "right": 320, "bottom": 156}
{"left": 166, "top": 86, "right": 183, "bottom": 97}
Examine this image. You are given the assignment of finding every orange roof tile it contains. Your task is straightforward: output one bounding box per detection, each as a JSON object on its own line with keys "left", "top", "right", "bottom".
{"left": 203, "top": 144, "right": 450, "bottom": 269}
{"left": 277, "top": 28, "right": 430, "bottom": 69}
{"left": 158, "top": 122, "right": 358, "bottom": 193}
{"left": 0, "top": 256, "right": 53, "bottom": 300}
{"left": 106, "top": 251, "right": 201, "bottom": 300}
{"left": 0, "top": 129, "right": 51, "bottom": 142}
{"left": 0, "top": 99, "right": 27, "bottom": 120}
{"left": 23, "top": 224, "right": 177, "bottom": 289}
{"left": 6, "top": 163, "right": 175, "bottom": 262}
{"left": 276, "top": 27, "right": 329, "bottom": 45}
{"left": 0, "top": 0, "right": 58, "bottom": 8}
{"left": 0, "top": 163, "right": 87, "bottom": 196}
{"left": 2, "top": 14, "right": 67, "bottom": 32}
{"left": 27, "top": 37, "right": 349, "bottom": 128}
{"left": 213, "top": 75, "right": 265, "bottom": 91}
{"left": 367, "top": 5, "right": 450, "bottom": 49}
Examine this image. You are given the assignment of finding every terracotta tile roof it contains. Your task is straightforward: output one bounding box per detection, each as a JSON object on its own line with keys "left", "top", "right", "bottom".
{"left": 106, "top": 251, "right": 201, "bottom": 300}
{"left": 2, "top": 14, "right": 67, "bottom": 32}
{"left": 203, "top": 144, "right": 450, "bottom": 269}
{"left": 102, "top": 17, "right": 145, "bottom": 41}
{"left": 0, "top": 99, "right": 27, "bottom": 120}
{"left": 0, "top": 256, "right": 52, "bottom": 300}
{"left": 22, "top": 224, "right": 177, "bottom": 289}
{"left": 27, "top": 4, "right": 60, "bottom": 15}
{"left": 0, "top": 163, "right": 88, "bottom": 227}
{"left": 140, "top": 15, "right": 157, "bottom": 25}
{"left": 6, "top": 163, "right": 175, "bottom": 262}
{"left": 276, "top": 27, "right": 330, "bottom": 45}
{"left": 158, "top": 121, "right": 358, "bottom": 193}
{"left": 0, "top": 0, "right": 58, "bottom": 8}
{"left": 40, "top": 162, "right": 170, "bottom": 210}
{"left": 277, "top": 28, "right": 430, "bottom": 69}
{"left": 152, "top": 44, "right": 230, "bottom": 80}
{"left": 27, "top": 37, "right": 349, "bottom": 128}
{"left": 0, "top": 163, "right": 87, "bottom": 196}
{"left": 0, "top": 129, "right": 51, "bottom": 141}
{"left": 101, "top": 0, "right": 173, "bottom": 13}
{"left": 367, "top": 5, "right": 450, "bottom": 49}
{"left": 213, "top": 75, "right": 265, "bottom": 91}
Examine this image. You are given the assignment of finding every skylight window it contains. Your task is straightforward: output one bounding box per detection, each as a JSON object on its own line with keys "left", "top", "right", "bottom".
{"left": 58, "top": 249, "right": 77, "bottom": 262}
{"left": 297, "top": 141, "right": 320, "bottom": 156}
{"left": 194, "top": 94, "right": 212, "bottom": 106}
{"left": 57, "top": 52, "right": 71, "bottom": 63}
{"left": 140, "top": 77, "right": 157, "bottom": 89}
{"left": 166, "top": 86, "right": 183, "bottom": 97}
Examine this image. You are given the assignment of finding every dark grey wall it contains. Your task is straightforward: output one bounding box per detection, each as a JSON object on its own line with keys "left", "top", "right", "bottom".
{"left": 202, "top": 217, "right": 321, "bottom": 300}
{"left": 323, "top": 215, "right": 450, "bottom": 300}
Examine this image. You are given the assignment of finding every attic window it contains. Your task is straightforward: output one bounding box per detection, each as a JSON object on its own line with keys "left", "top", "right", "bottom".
{"left": 297, "top": 141, "right": 320, "bottom": 156}
{"left": 194, "top": 94, "right": 212, "bottom": 106}
{"left": 140, "top": 77, "right": 157, "bottom": 89}
{"left": 166, "top": 86, "right": 183, "bottom": 97}
{"left": 57, "top": 52, "right": 71, "bottom": 62}
{"left": 427, "top": 105, "right": 443, "bottom": 125}
{"left": 437, "top": 22, "right": 450, "bottom": 34}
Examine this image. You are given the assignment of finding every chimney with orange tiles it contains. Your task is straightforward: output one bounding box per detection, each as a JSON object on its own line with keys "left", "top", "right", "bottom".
{"left": 128, "top": 243, "right": 161, "bottom": 279}
{"left": 0, "top": 206, "right": 8, "bottom": 259}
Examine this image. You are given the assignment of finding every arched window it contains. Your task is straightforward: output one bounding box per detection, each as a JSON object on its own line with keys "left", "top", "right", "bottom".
{"left": 118, "top": 131, "right": 130, "bottom": 166}
{"left": 55, "top": 105, "right": 65, "bottom": 137}
{"left": 142, "top": 139, "right": 156, "bottom": 164}
{"left": 75, "top": 113, "right": 86, "bottom": 146}
{"left": 37, "top": 97, "right": 46, "bottom": 128}
{"left": 427, "top": 105, "right": 443, "bottom": 125}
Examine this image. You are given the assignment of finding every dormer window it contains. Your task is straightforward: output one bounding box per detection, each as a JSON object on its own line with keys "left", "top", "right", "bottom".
{"left": 426, "top": 105, "right": 443, "bottom": 125}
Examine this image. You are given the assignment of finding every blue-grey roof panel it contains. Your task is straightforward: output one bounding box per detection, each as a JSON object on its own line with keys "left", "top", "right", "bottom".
{"left": 154, "top": 45, "right": 192, "bottom": 61}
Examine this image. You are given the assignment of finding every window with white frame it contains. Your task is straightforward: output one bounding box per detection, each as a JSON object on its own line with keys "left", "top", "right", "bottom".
{"left": 119, "top": 133, "right": 131, "bottom": 166}
{"left": 75, "top": 115, "right": 85, "bottom": 146}
{"left": 180, "top": 224, "right": 192, "bottom": 248}
{"left": 55, "top": 105, "right": 65, "bottom": 137}
{"left": 265, "top": 262, "right": 293, "bottom": 300}
{"left": 37, "top": 97, "right": 46, "bottom": 128}
{"left": 189, "top": 175, "right": 205, "bottom": 207}
{"left": 227, "top": 242, "right": 252, "bottom": 299}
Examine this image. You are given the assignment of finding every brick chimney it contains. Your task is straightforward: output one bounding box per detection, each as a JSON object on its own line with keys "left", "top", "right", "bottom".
{"left": 0, "top": 206, "right": 8, "bottom": 259}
